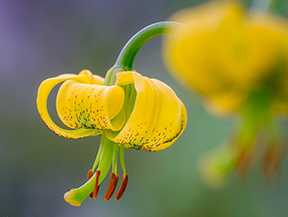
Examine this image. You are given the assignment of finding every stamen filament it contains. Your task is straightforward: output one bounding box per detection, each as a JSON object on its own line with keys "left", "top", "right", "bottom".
{"left": 120, "top": 144, "right": 126, "bottom": 175}
{"left": 92, "top": 137, "right": 105, "bottom": 172}
{"left": 112, "top": 143, "right": 119, "bottom": 174}
{"left": 64, "top": 134, "right": 117, "bottom": 205}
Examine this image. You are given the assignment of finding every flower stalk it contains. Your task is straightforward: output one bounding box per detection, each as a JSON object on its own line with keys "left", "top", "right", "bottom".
{"left": 114, "top": 21, "right": 180, "bottom": 71}
{"left": 104, "top": 21, "right": 181, "bottom": 86}
{"left": 251, "top": 0, "right": 285, "bottom": 13}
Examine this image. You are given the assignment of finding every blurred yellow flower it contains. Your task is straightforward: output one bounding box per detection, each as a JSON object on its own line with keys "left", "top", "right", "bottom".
{"left": 163, "top": 0, "right": 288, "bottom": 115}
{"left": 37, "top": 69, "right": 186, "bottom": 205}
{"left": 163, "top": 0, "right": 287, "bottom": 187}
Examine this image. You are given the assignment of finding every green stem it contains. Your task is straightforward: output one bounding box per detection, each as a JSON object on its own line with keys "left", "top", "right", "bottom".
{"left": 114, "top": 21, "right": 180, "bottom": 71}
{"left": 268, "top": 0, "right": 285, "bottom": 14}
{"left": 103, "top": 21, "right": 181, "bottom": 86}
{"left": 250, "top": 0, "right": 284, "bottom": 13}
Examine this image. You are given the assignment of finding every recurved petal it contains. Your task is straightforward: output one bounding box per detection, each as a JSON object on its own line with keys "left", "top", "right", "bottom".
{"left": 147, "top": 78, "right": 187, "bottom": 151}
{"left": 106, "top": 71, "right": 154, "bottom": 148}
{"left": 77, "top": 69, "right": 105, "bottom": 85}
{"left": 106, "top": 71, "right": 187, "bottom": 151}
{"left": 204, "top": 89, "right": 248, "bottom": 117}
{"left": 37, "top": 73, "right": 102, "bottom": 139}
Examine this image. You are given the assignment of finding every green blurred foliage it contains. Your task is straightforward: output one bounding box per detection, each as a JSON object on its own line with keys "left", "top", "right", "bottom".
{"left": 1, "top": 0, "right": 288, "bottom": 216}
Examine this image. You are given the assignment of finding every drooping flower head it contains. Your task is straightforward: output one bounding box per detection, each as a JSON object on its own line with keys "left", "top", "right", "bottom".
{"left": 163, "top": 1, "right": 288, "bottom": 187}
{"left": 37, "top": 22, "right": 187, "bottom": 206}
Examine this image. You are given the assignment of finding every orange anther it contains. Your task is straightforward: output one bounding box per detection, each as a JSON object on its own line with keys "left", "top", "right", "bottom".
{"left": 115, "top": 174, "right": 128, "bottom": 201}
{"left": 94, "top": 170, "right": 101, "bottom": 199}
{"left": 104, "top": 173, "right": 119, "bottom": 201}
{"left": 87, "top": 169, "right": 94, "bottom": 199}
{"left": 87, "top": 169, "right": 93, "bottom": 180}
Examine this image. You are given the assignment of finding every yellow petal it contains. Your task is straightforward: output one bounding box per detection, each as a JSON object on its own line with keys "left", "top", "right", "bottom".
{"left": 37, "top": 73, "right": 102, "bottom": 139}
{"left": 147, "top": 78, "right": 187, "bottom": 151}
{"left": 56, "top": 80, "right": 125, "bottom": 131}
{"left": 163, "top": 1, "right": 245, "bottom": 89}
{"left": 78, "top": 69, "right": 104, "bottom": 85}
{"left": 248, "top": 13, "right": 288, "bottom": 115}
{"left": 106, "top": 71, "right": 187, "bottom": 151}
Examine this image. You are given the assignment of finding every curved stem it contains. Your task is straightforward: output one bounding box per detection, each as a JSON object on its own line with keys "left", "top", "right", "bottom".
{"left": 268, "top": 0, "right": 285, "bottom": 13}
{"left": 251, "top": 0, "right": 272, "bottom": 12}
{"left": 250, "top": 0, "right": 284, "bottom": 13}
{"left": 113, "top": 21, "right": 181, "bottom": 71}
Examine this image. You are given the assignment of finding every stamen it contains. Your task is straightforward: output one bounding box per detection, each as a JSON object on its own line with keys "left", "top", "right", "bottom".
{"left": 94, "top": 170, "right": 101, "bottom": 199}
{"left": 115, "top": 174, "right": 128, "bottom": 201}
{"left": 112, "top": 143, "right": 119, "bottom": 175}
{"left": 262, "top": 144, "right": 282, "bottom": 182}
{"left": 104, "top": 173, "right": 119, "bottom": 201}
{"left": 87, "top": 169, "right": 94, "bottom": 199}
{"left": 87, "top": 169, "right": 93, "bottom": 180}
{"left": 120, "top": 144, "right": 126, "bottom": 174}
{"left": 92, "top": 141, "right": 104, "bottom": 172}
{"left": 234, "top": 148, "right": 251, "bottom": 177}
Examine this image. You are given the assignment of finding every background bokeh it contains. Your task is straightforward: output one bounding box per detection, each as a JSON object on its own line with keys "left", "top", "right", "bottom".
{"left": 1, "top": 0, "right": 288, "bottom": 216}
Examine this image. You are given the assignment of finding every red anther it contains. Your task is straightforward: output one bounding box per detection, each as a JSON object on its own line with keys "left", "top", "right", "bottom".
{"left": 234, "top": 148, "right": 251, "bottom": 177}
{"left": 93, "top": 170, "right": 101, "bottom": 199}
{"left": 115, "top": 174, "right": 128, "bottom": 201}
{"left": 87, "top": 169, "right": 93, "bottom": 180}
{"left": 262, "top": 144, "right": 283, "bottom": 182}
{"left": 89, "top": 192, "right": 94, "bottom": 199}
{"left": 104, "top": 173, "right": 119, "bottom": 201}
{"left": 87, "top": 169, "right": 94, "bottom": 199}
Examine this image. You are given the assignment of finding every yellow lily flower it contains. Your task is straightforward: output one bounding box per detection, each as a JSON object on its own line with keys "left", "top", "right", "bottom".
{"left": 37, "top": 21, "right": 187, "bottom": 206}
{"left": 37, "top": 70, "right": 186, "bottom": 151}
{"left": 163, "top": 1, "right": 287, "bottom": 187}
{"left": 37, "top": 69, "right": 186, "bottom": 205}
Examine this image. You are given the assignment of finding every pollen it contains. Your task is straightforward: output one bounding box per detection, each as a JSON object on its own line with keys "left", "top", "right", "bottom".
{"left": 104, "top": 173, "right": 119, "bottom": 201}
{"left": 93, "top": 170, "right": 101, "bottom": 199}
{"left": 115, "top": 174, "right": 129, "bottom": 201}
